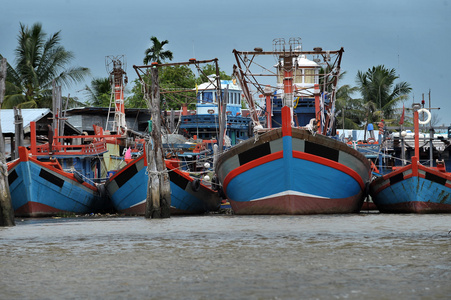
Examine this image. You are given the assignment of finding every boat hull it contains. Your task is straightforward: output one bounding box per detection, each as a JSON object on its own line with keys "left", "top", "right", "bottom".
{"left": 105, "top": 156, "right": 220, "bottom": 215}
{"left": 7, "top": 149, "right": 101, "bottom": 217}
{"left": 215, "top": 125, "right": 371, "bottom": 215}
{"left": 370, "top": 161, "right": 451, "bottom": 213}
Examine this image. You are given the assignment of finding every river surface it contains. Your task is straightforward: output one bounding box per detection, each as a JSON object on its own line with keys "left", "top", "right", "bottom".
{"left": 0, "top": 213, "right": 450, "bottom": 300}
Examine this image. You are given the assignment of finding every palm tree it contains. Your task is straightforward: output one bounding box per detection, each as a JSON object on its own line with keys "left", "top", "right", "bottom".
{"left": 356, "top": 65, "right": 411, "bottom": 124}
{"left": 84, "top": 77, "right": 111, "bottom": 107}
{"left": 143, "top": 36, "right": 173, "bottom": 65}
{"left": 335, "top": 83, "right": 364, "bottom": 129}
{"left": 1, "top": 22, "right": 90, "bottom": 108}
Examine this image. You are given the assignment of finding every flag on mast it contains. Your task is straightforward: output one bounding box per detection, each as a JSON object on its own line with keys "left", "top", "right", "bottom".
{"left": 399, "top": 104, "right": 405, "bottom": 125}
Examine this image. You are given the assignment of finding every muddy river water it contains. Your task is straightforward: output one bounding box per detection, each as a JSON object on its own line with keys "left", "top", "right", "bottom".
{"left": 1, "top": 213, "right": 450, "bottom": 299}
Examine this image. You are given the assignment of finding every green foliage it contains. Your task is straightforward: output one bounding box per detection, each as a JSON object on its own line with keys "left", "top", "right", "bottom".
{"left": 355, "top": 65, "right": 411, "bottom": 125}
{"left": 127, "top": 60, "right": 232, "bottom": 110}
{"left": 126, "top": 78, "right": 147, "bottom": 109}
{"left": 127, "top": 66, "right": 197, "bottom": 110}
{"left": 0, "top": 22, "right": 90, "bottom": 108}
{"left": 196, "top": 63, "right": 232, "bottom": 84}
{"left": 159, "top": 65, "right": 197, "bottom": 110}
{"left": 335, "top": 83, "right": 364, "bottom": 129}
{"left": 84, "top": 77, "right": 111, "bottom": 107}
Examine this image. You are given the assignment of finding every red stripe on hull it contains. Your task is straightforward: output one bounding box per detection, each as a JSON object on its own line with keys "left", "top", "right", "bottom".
{"left": 223, "top": 151, "right": 283, "bottom": 191}
{"left": 15, "top": 202, "right": 63, "bottom": 218}
{"left": 377, "top": 202, "right": 451, "bottom": 214}
{"left": 292, "top": 151, "right": 365, "bottom": 189}
{"left": 230, "top": 192, "right": 364, "bottom": 215}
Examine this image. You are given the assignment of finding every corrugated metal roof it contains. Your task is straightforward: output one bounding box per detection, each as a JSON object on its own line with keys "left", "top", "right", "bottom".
{"left": 0, "top": 108, "right": 51, "bottom": 134}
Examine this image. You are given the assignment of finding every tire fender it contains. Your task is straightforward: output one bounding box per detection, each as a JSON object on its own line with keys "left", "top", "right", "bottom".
{"left": 191, "top": 179, "right": 200, "bottom": 192}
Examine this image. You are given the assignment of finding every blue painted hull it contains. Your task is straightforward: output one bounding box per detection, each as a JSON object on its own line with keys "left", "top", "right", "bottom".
{"left": 8, "top": 156, "right": 100, "bottom": 217}
{"left": 370, "top": 162, "right": 451, "bottom": 213}
{"left": 105, "top": 156, "right": 220, "bottom": 215}
{"left": 226, "top": 153, "right": 362, "bottom": 203}
{"left": 216, "top": 127, "right": 371, "bottom": 214}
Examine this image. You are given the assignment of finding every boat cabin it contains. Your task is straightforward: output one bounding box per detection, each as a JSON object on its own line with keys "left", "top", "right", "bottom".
{"left": 180, "top": 76, "right": 253, "bottom": 146}
{"left": 272, "top": 54, "right": 322, "bottom": 127}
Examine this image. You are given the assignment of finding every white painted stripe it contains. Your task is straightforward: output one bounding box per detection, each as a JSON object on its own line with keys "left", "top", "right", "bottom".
{"left": 250, "top": 190, "right": 330, "bottom": 201}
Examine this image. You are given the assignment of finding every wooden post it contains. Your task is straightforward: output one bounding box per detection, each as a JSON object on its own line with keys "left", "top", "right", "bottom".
{"left": 218, "top": 84, "right": 228, "bottom": 153}
{"left": 145, "top": 65, "right": 171, "bottom": 218}
{"left": 218, "top": 102, "right": 227, "bottom": 153}
{"left": 14, "top": 107, "right": 24, "bottom": 159}
{"left": 401, "top": 125, "right": 406, "bottom": 166}
{"left": 0, "top": 57, "right": 15, "bottom": 226}
{"left": 212, "top": 144, "right": 218, "bottom": 169}
{"left": 170, "top": 109, "right": 175, "bottom": 133}
{"left": 52, "top": 80, "right": 58, "bottom": 134}
{"left": 52, "top": 82, "right": 63, "bottom": 145}
{"left": 158, "top": 145, "right": 171, "bottom": 218}
{"left": 0, "top": 58, "right": 6, "bottom": 155}
{"left": 414, "top": 109, "right": 420, "bottom": 160}
{"left": 145, "top": 141, "right": 160, "bottom": 218}
{"left": 0, "top": 151, "right": 14, "bottom": 226}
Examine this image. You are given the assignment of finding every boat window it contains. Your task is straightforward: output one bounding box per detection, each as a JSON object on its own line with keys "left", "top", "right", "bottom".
{"left": 203, "top": 91, "right": 213, "bottom": 103}
{"left": 305, "top": 69, "right": 315, "bottom": 84}
{"left": 294, "top": 69, "right": 302, "bottom": 84}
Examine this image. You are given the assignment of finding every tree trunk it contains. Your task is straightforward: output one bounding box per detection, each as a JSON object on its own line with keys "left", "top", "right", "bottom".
{"left": 148, "top": 144, "right": 161, "bottom": 218}
{"left": 144, "top": 67, "right": 171, "bottom": 218}
{"left": 0, "top": 58, "right": 6, "bottom": 155}
{"left": 0, "top": 58, "right": 15, "bottom": 226}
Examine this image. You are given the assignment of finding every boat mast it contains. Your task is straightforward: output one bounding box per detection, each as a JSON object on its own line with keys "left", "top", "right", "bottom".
{"left": 279, "top": 38, "right": 301, "bottom": 127}
{"left": 232, "top": 52, "right": 262, "bottom": 129}
{"left": 106, "top": 55, "right": 128, "bottom": 135}
{"left": 232, "top": 39, "right": 344, "bottom": 135}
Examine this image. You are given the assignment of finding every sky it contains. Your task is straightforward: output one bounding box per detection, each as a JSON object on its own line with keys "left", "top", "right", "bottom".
{"left": 1, "top": 0, "right": 451, "bottom": 126}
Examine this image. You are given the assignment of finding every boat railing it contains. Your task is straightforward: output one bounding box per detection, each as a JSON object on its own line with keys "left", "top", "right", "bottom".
{"left": 182, "top": 114, "right": 251, "bottom": 125}
{"left": 34, "top": 136, "right": 108, "bottom": 156}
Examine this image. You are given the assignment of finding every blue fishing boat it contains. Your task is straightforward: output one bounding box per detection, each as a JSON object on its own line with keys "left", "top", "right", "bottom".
{"left": 104, "top": 152, "right": 221, "bottom": 215}
{"left": 104, "top": 66, "right": 248, "bottom": 215}
{"left": 7, "top": 122, "right": 110, "bottom": 217}
{"left": 215, "top": 39, "right": 371, "bottom": 214}
{"left": 369, "top": 105, "right": 451, "bottom": 213}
